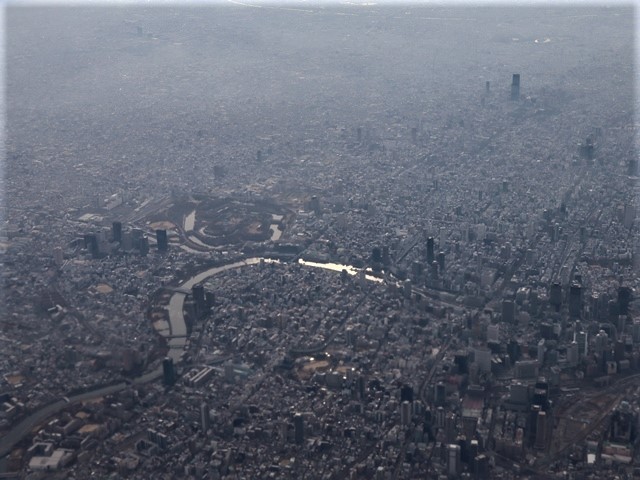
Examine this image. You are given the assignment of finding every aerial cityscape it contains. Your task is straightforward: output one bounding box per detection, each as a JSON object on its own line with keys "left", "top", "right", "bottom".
{"left": 1, "top": 3, "right": 638, "bottom": 480}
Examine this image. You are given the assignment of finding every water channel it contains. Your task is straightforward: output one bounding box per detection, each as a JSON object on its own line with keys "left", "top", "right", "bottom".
{"left": 0, "top": 257, "right": 401, "bottom": 460}
{"left": 161, "top": 257, "right": 384, "bottom": 362}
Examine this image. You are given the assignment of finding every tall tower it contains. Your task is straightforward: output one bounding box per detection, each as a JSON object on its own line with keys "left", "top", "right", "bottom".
{"left": 502, "top": 299, "right": 516, "bottom": 324}
{"left": 294, "top": 413, "right": 304, "bottom": 445}
{"left": 400, "top": 384, "right": 414, "bottom": 403}
{"left": 511, "top": 73, "right": 520, "bottom": 100}
{"left": 138, "top": 235, "right": 149, "bottom": 256}
{"left": 156, "top": 229, "right": 168, "bottom": 252}
{"left": 618, "top": 286, "right": 632, "bottom": 315}
{"left": 112, "top": 221, "right": 122, "bottom": 243}
{"left": 200, "top": 402, "right": 210, "bottom": 435}
{"left": 426, "top": 237, "right": 435, "bottom": 265}
{"left": 162, "top": 357, "right": 176, "bottom": 386}
{"left": 192, "top": 283, "right": 207, "bottom": 318}
{"left": 550, "top": 282, "right": 562, "bottom": 311}
{"left": 569, "top": 282, "right": 582, "bottom": 318}
{"left": 401, "top": 401, "right": 411, "bottom": 426}
{"left": 84, "top": 233, "right": 99, "bottom": 258}
{"left": 448, "top": 443, "right": 461, "bottom": 477}
{"left": 535, "top": 410, "right": 548, "bottom": 450}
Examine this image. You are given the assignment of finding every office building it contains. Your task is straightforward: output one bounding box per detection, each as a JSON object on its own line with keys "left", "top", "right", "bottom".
{"left": 618, "top": 286, "right": 632, "bottom": 315}
{"left": 401, "top": 400, "right": 411, "bottom": 426}
{"left": 569, "top": 282, "right": 582, "bottom": 318}
{"left": 611, "top": 401, "right": 636, "bottom": 443}
{"left": 426, "top": 236, "right": 435, "bottom": 264}
{"left": 509, "top": 382, "right": 529, "bottom": 407}
{"left": 515, "top": 360, "right": 538, "bottom": 379}
{"left": 156, "top": 229, "right": 168, "bottom": 252}
{"left": 579, "top": 136, "right": 595, "bottom": 160}
{"left": 511, "top": 73, "right": 520, "bottom": 100}
{"left": 162, "top": 357, "right": 176, "bottom": 386}
{"left": 310, "top": 195, "right": 320, "bottom": 213}
{"left": 474, "top": 347, "right": 492, "bottom": 373}
{"left": 448, "top": 443, "right": 461, "bottom": 477}
{"left": 200, "top": 402, "right": 210, "bottom": 435}
{"left": 121, "top": 230, "right": 133, "bottom": 251}
{"left": 403, "top": 279, "right": 412, "bottom": 299}
{"left": 430, "top": 261, "right": 439, "bottom": 280}
{"left": 623, "top": 204, "right": 636, "bottom": 229}
{"left": 138, "top": 235, "right": 149, "bottom": 256}
{"left": 294, "top": 413, "right": 304, "bottom": 445}
{"left": 473, "top": 454, "right": 489, "bottom": 479}
{"left": 445, "top": 413, "right": 456, "bottom": 443}
{"left": 595, "top": 330, "right": 609, "bottom": 357}
{"left": 382, "top": 245, "right": 390, "bottom": 265}
{"left": 84, "top": 233, "right": 99, "bottom": 258}
{"left": 412, "top": 260, "right": 424, "bottom": 279}
{"left": 502, "top": 300, "right": 515, "bottom": 324}
{"left": 537, "top": 339, "right": 546, "bottom": 365}
{"left": 400, "top": 384, "right": 414, "bottom": 403}
{"left": 147, "top": 429, "right": 169, "bottom": 450}
{"left": 112, "top": 221, "right": 122, "bottom": 243}
{"left": 454, "top": 352, "right": 469, "bottom": 374}
{"left": 535, "top": 410, "right": 548, "bottom": 450}
{"left": 437, "top": 251, "right": 445, "bottom": 272}
{"left": 567, "top": 341, "right": 579, "bottom": 366}
{"left": 575, "top": 330, "right": 588, "bottom": 357}
{"left": 434, "top": 382, "right": 446, "bottom": 406}
{"left": 487, "top": 324, "right": 500, "bottom": 342}
{"left": 192, "top": 283, "right": 207, "bottom": 317}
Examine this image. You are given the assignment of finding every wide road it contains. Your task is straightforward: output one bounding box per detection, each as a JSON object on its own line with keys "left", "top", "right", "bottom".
{"left": 0, "top": 382, "right": 125, "bottom": 459}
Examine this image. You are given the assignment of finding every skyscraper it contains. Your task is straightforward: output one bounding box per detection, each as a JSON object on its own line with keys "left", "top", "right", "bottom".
{"left": 426, "top": 237, "right": 435, "bottom": 264}
{"left": 511, "top": 73, "right": 520, "bottom": 100}
{"left": 400, "top": 384, "right": 414, "bottom": 403}
{"left": 192, "top": 283, "right": 207, "bottom": 318}
{"left": 156, "top": 229, "right": 168, "bottom": 252}
{"left": 112, "top": 221, "right": 122, "bottom": 243}
{"left": 550, "top": 282, "right": 562, "bottom": 311}
{"left": 294, "top": 413, "right": 304, "bottom": 445}
{"left": 200, "top": 402, "right": 210, "bottom": 435}
{"left": 401, "top": 401, "right": 411, "bottom": 426}
{"left": 448, "top": 443, "right": 461, "bottom": 477}
{"left": 569, "top": 282, "right": 582, "bottom": 318}
{"left": 162, "top": 357, "right": 176, "bottom": 386}
{"left": 535, "top": 411, "right": 548, "bottom": 450}
{"left": 138, "top": 235, "right": 149, "bottom": 257}
{"left": 502, "top": 299, "right": 516, "bottom": 324}
{"left": 618, "top": 286, "right": 632, "bottom": 315}
{"left": 84, "top": 233, "right": 99, "bottom": 258}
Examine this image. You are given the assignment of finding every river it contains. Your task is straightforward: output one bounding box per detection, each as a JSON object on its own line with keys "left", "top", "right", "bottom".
{"left": 161, "top": 257, "right": 384, "bottom": 361}
{"left": 0, "top": 256, "right": 381, "bottom": 461}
